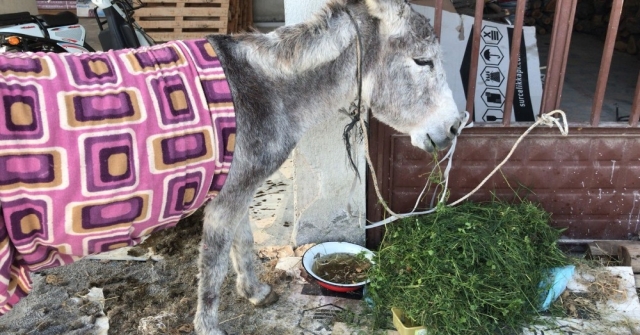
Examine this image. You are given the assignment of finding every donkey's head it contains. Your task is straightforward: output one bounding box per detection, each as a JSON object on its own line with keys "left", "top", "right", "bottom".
{"left": 361, "top": 0, "right": 463, "bottom": 152}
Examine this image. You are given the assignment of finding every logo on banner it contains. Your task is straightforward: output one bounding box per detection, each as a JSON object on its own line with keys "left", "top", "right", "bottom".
{"left": 481, "top": 45, "right": 503, "bottom": 65}
{"left": 482, "top": 88, "right": 505, "bottom": 108}
{"left": 482, "top": 66, "right": 505, "bottom": 87}
{"left": 483, "top": 109, "right": 504, "bottom": 122}
{"left": 481, "top": 26, "right": 503, "bottom": 44}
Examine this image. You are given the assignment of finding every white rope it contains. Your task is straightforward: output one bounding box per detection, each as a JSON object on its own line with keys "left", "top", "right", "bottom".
{"left": 364, "top": 110, "right": 569, "bottom": 230}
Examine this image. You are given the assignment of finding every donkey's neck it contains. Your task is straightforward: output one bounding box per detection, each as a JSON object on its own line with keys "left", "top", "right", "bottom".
{"left": 209, "top": 0, "right": 376, "bottom": 137}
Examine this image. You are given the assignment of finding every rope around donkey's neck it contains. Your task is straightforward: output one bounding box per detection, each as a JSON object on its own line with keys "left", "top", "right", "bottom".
{"left": 363, "top": 110, "right": 569, "bottom": 230}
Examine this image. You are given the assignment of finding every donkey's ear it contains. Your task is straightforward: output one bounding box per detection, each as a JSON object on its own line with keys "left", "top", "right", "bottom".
{"left": 364, "top": 0, "right": 410, "bottom": 32}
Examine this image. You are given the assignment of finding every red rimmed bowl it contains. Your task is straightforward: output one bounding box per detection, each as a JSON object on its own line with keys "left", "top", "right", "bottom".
{"left": 301, "top": 242, "right": 375, "bottom": 292}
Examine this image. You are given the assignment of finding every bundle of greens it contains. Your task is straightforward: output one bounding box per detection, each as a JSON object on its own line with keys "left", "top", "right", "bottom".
{"left": 367, "top": 200, "right": 569, "bottom": 334}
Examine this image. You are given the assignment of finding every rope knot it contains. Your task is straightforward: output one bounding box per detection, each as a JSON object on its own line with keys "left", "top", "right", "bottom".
{"left": 540, "top": 110, "right": 569, "bottom": 136}
{"left": 539, "top": 113, "right": 557, "bottom": 126}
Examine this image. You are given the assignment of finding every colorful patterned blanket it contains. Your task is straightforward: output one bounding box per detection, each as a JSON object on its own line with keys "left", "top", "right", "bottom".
{"left": 0, "top": 39, "right": 236, "bottom": 314}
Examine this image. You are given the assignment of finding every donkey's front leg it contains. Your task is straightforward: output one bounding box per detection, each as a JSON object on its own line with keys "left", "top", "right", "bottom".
{"left": 231, "top": 212, "right": 279, "bottom": 306}
{"left": 194, "top": 199, "right": 244, "bottom": 335}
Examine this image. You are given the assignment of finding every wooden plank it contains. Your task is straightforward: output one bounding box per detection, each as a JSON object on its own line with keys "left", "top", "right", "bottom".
{"left": 620, "top": 244, "right": 640, "bottom": 273}
{"left": 226, "top": 0, "right": 252, "bottom": 33}
{"left": 243, "top": 0, "right": 252, "bottom": 29}
{"left": 587, "top": 241, "right": 623, "bottom": 259}
{"left": 230, "top": 0, "right": 239, "bottom": 32}
{"left": 137, "top": 20, "right": 226, "bottom": 30}
{"left": 134, "top": 7, "right": 228, "bottom": 18}
{"left": 586, "top": 241, "right": 640, "bottom": 272}
{"left": 173, "top": 1, "right": 184, "bottom": 33}
{"left": 137, "top": 17, "right": 227, "bottom": 22}
{"left": 145, "top": 32, "right": 223, "bottom": 42}
{"left": 134, "top": 1, "right": 231, "bottom": 35}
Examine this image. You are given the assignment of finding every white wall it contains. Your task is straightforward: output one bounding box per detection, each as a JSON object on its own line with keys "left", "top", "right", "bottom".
{"left": 284, "top": 0, "right": 325, "bottom": 25}
{"left": 285, "top": 0, "right": 366, "bottom": 247}
{"left": 254, "top": 0, "right": 285, "bottom": 22}
{"left": 0, "top": 0, "right": 38, "bottom": 15}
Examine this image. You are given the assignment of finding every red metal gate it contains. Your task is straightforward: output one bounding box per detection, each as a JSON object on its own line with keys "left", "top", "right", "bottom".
{"left": 366, "top": 0, "right": 640, "bottom": 248}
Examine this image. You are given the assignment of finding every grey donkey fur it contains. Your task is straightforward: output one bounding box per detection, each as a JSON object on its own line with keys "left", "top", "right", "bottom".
{"left": 195, "top": 0, "right": 465, "bottom": 333}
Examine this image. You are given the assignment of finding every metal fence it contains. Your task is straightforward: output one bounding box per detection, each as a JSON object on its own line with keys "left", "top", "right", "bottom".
{"left": 430, "top": 0, "right": 640, "bottom": 127}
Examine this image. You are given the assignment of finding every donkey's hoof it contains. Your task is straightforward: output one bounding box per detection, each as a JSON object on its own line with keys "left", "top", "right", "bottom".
{"left": 194, "top": 325, "right": 227, "bottom": 335}
{"left": 193, "top": 315, "right": 228, "bottom": 335}
{"left": 252, "top": 289, "right": 279, "bottom": 307}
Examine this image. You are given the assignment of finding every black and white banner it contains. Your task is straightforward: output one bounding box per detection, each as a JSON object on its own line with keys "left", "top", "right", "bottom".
{"left": 411, "top": 4, "right": 543, "bottom": 123}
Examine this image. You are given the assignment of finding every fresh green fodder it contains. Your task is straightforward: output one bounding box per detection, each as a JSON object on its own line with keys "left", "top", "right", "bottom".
{"left": 367, "top": 200, "right": 569, "bottom": 334}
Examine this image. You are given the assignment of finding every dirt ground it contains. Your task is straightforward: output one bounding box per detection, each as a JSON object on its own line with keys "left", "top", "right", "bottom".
{"left": 0, "top": 211, "right": 298, "bottom": 335}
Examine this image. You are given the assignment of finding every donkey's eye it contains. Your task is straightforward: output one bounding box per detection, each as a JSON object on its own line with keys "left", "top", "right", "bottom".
{"left": 414, "top": 58, "right": 434, "bottom": 68}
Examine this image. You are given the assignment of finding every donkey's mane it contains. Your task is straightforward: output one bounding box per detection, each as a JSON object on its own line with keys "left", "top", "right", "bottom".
{"left": 235, "top": 0, "right": 370, "bottom": 76}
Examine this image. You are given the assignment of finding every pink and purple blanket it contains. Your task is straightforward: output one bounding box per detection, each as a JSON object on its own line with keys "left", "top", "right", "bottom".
{"left": 0, "top": 39, "right": 236, "bottom": 314}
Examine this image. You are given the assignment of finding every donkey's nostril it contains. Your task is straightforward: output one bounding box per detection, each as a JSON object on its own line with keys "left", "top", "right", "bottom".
{"left": 449, "top": 124, "right": 459, "bottom": 137}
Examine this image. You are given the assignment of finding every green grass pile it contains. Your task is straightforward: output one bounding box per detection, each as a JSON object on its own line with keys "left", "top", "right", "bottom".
{"left": 367, "top": 200, "right": 569, "bottom": 334}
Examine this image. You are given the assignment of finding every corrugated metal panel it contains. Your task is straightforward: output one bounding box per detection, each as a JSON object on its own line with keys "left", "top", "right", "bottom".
{"left": 367, "top": 123, "right": 640, "bottom": 248}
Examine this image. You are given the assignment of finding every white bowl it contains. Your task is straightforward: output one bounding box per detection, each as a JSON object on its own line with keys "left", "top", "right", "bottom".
{"left": 301, "top": 242, "right": 375, "bottom": 292}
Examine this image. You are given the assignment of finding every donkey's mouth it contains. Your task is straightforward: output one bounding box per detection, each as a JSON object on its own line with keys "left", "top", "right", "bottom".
{"left": 424, "top": 134, "right": 454, "bottom": 153}
{"left": 411, "top": 132, "right": 451, "bottom": 153}
{"left": 424, "top": 135, "right": 437, "bottom": 153}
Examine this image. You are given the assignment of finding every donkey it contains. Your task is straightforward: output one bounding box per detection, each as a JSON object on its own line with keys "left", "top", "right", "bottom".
{"left": 0, "top": 0, "right": 463, "bottom": 333}
{"left": 195, "top": 0, "right": 463, "bottom": 333}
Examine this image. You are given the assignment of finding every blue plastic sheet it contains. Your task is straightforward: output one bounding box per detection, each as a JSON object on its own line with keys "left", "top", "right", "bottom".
{"left": 539, "top": 265, "right": 576, "bottom": 311}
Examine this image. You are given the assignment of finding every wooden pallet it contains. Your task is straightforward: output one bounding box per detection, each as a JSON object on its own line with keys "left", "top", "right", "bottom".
{"left": 133, "top": 0, "right": 230, "bottom": 42}
{"left": 228, "top": 0, "right": 253, "bottom": 33}
{"left": 587, "top": 240, "right": 640, "bottom": 287}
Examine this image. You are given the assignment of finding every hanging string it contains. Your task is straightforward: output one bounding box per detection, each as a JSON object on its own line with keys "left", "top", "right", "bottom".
{"left": 342, "top": 9, "right": 366, "bottom": 178}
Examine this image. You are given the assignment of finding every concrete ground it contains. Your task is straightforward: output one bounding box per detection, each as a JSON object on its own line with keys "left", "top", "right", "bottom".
{"left": 537, "top": 32, "right": 640, "bottom": 124}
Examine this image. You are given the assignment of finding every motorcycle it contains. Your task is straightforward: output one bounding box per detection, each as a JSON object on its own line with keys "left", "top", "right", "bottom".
{"left": 92, "top": 0, "right": 155, "bottom": 51}
{"left": 0, "top": 0, "right": 153, "bottom": 54}
{"left": 0, "top": 10, "right": 94, "bottom": 53}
